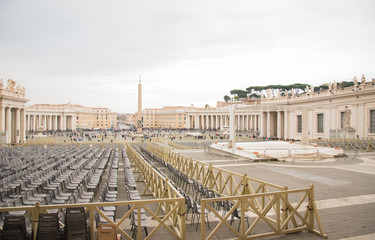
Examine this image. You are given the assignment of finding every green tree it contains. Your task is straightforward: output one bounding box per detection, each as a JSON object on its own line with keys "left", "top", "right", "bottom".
{"left": 229, "top": 89, "right": 248, "bottom": 98}
{"left": 224, "top": 95, "right": 231, "bottom": 102}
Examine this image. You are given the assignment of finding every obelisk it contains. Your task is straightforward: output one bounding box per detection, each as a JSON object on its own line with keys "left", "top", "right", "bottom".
{"left": 137, "top": 75, "right": 143, "bottom": 134}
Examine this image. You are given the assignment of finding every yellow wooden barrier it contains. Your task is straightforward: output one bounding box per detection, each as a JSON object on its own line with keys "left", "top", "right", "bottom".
{"left": 0, "top": 144, "right": 185, "bottom": 240}
{"left": 126, "top": 143, "right": 186, "bottom": 238}
{"left": 200, "top": 184, "right": 326, "bottom": 239}
{"left": 0, "top": 197, "right": 185, "bottom": 240}
{"left": 147, "top": 143, "right": 286, "bottom": 198}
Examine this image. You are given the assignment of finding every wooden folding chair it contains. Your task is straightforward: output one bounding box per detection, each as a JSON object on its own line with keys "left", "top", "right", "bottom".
{"left": 96, "top": 223, "right": 120, "bottom": 240}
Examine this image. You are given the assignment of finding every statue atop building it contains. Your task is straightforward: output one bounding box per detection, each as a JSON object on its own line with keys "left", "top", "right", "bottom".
{"left": 0, "top": 79, "right": 4, "bottom": 90}
{"left": 16, "top": 84, "right": 21, "bottom": 93}
{"left": 6, "top": 79, "right": 16, "bottom": 92}
{"left": 353, "top": 76, "right": 358, "bottom": 87}
{"left": 361, "top": 74, "right": 366, "bottom": 85}
{"left": 305, "top": 85, "right": 310, "bottom": 94}
{"left": 274, "top": 89, "right": 280, "bottom": 98}
{"left": 333, "top": 80, "right": 337, "bottom": 91}
{"left": 266, "top": 89, "right": 273, "bottom": 99}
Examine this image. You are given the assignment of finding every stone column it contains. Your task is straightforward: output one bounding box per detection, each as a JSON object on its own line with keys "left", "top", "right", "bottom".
{"left": 277, "top": 111, "right": 282, "bottom": 139}
{"left": 186, "top": 115, "right": 190, "bottom": 129}
{"left": 37, "top": 115, "right": 40, "bottom": 130}
{"left": 43, "top": 115, "right": 47, "bottom": 130}
{"left": 245, "top": 114, "right": 250, "bottom": 131}
{"left": 49, "top": 115, "right": 52, "bottom": 130}
{"left": 258, "top": 114, "right": 262, "bottom": 136}
{"left": 26, "top": 114, "right": 29, "bottom": 131}
{"left": 229, "top": 105, "right": 236, "bottom": 147}
{"left": 55, "top": 115, "right": 58, "bottom": 130}
{"left": 20, "top": 109, "right": 26, "bottom": 143}
{"left": 0, "top": 107, "right": 4, "bottom": 131}
{"left": 196, "top": 115, "right": 200, "bottom": 129}
{"left": 15, "top": 108, "right": 20, "bottom": 143}
{"left": 34, "top": 115, "right": 37, "bottom": 130}
{"left": 284, "top": 110, "right": 289, "bottom": 140}
{"left": 241, "top": 115, "right": 246, "bottom": 131}
{"left": 63, "top": 115, "right": 66, "bottom": 130}
{"left": 266, "top": 111, "right": 271, "bottom": 138}
{"left": 301, "top": 108, "right": 310, "bottom": 144}
{"left": 29, "top": 115, "right": 32, "bottom": 131}
{"left": 5, "top": 107, "right": 11, "bottom": 143}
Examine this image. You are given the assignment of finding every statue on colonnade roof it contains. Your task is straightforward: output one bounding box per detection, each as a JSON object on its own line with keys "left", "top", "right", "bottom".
{"left": 353, "top": 76, "right": 358, "bottom": 87}
{"left": 6, "top": 79, "right": 16, "bottom": 92}
{"left": 361, "top": 74, "right": 366, "bottom": 85}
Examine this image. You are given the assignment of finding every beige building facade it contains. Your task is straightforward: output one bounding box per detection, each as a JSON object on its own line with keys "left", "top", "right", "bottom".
{"left": 143, "top": 108, "right": 159, "bottom": 129}
{"left": 26, "top": 104, "right": 117, "bottom": 131}
{"left": 0, "top": 79, "right": 28, "bottom": 144}
{"left": 157, "top": 106, "right": 186, "bottom": 129}
{"left": 186, "top": 75, "right": 375, "bottom": 140}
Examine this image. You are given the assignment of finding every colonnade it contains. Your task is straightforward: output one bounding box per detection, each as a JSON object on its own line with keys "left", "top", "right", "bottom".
{"left": 25, "top": 114, "right": 74, "bottom": 131}
{"left": 187, "top": 110, "right": 292, "bottom": 140}
{"left": 260, "top": 110, "right": 287, "bottom": 140}
{"left": 0, "top": 107, "right": 26, "bottom": 144}
{"left": 187, "top": 113, "right": 261, "bottom": 133}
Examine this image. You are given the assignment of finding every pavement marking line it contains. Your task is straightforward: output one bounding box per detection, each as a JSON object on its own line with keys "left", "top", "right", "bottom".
{"left": 258, "top": 165, "right": 349, "bottom": 185}
{"left": 215, "top": 163, "right": 256, "bottom": 167}
{"left": 315, "top": 194, "right": 375, "bottom": 209}
{"left": 201, "top": 159, "right": 242, "bottom": 163}
{"left": 331, "top": 164, "right": 375, "bottom": 175}
{"left": 340, "top": 233, "right": 375, "bottom": 240}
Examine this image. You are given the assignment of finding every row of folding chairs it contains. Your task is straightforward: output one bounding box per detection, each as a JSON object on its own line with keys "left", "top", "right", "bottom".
{"left": 1, "top": 146, "right": 89, "bottom": 193}
{"left": 96, "top": 183, "right": 118, "bottom": 225}
{"left": 1, "top": 147, "right": 113, "bottom": 225}
{"left": 122, "top": 150, "right": 149, "bottom": 238}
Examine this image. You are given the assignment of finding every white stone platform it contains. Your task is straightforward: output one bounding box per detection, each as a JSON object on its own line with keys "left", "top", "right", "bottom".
{"left": 211, "top": 141, "right": 345, "bottom": 161}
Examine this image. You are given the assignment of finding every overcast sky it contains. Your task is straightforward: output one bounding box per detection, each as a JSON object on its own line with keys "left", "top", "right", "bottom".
{"left": 1, "top": 0, "right": 374, "bottom": 113}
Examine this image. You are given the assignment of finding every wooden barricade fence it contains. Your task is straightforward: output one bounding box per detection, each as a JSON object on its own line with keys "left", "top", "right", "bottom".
{"left": 147, "top": 142, "right": 327, "bottom": 239}
{"left": 200, "top": 185, "right": 326, "bottom": 239}
{"left": 0, "top": 144, "right": 185, "bottom": 240}
{"left": 147, "top": 143, "right": 286, "bottom": 197}
{"left": 0, "top": 197, "right": 185, "bottom": 240}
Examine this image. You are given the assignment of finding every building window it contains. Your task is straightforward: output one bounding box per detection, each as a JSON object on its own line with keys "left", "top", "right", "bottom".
{"left": 297, "top": 115, "right": 302, "bottom": 133}
{"left": 370, "top": 110, "right": 375, "bottom": 133}
{"left": 340, "top": 112, "right": 345, "bottom": 129}
{"left": 317, "top": 114, "right": 324, "bottom": 133}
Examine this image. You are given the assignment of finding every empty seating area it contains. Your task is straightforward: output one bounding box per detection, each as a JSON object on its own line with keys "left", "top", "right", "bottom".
{"left": 139, "top": 145, "right": 248, "bottom": 231}
{"left": 140, "top": 147, "right": 237, "bottom": 230}
{"left": 0, "top": 144, "right": 121, "bottom": 239}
